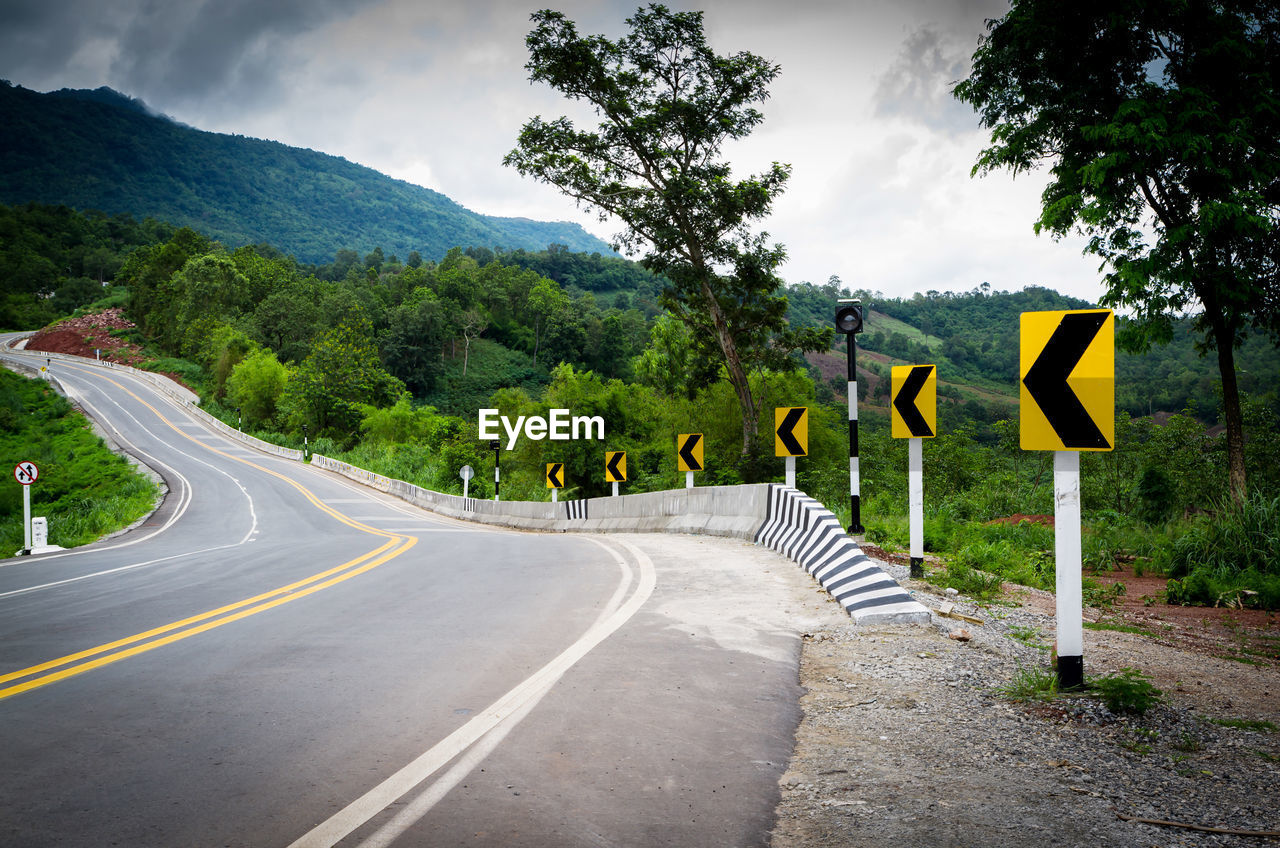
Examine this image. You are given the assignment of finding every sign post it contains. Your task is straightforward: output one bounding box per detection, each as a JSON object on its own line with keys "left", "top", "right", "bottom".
{"left": 546, "top": 462, "right": 564, "bottom": 502}
{"left": 605, "top": 451, "right": 626, "bottom": 497}
{"left": 459, "top": 464, "right": 474, "bottom": 499}
{"left": 1020, "top": 309, "right": 1114, "bottom": 689}
{"left": 774, "top": 407, "right": 808, "bottom": 488}
{"left": 489, "top": 441, "right": 501, "bottom": 501}
{"left": 14, "top": 461, "right": 39, "bottom": 555}
{"left": 891, "top": 365, "right": 936, "bottom": 579}
{"left": 677, "top": 433, "right": 703, "bottom": 489}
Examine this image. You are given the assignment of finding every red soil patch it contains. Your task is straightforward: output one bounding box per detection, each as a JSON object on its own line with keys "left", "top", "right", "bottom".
{"left": 24, "top": 309, "right": 195, "bottom": 393}
{"left": 25, "top": 308, "right": 145, "bottom": 366}
{"left": 1090, "top": 563, "right": 1280, "bottom": 667}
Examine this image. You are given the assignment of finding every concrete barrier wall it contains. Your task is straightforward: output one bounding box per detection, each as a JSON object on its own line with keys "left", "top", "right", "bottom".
{"left": 309, "top": 453, "right": 769, "bottom": 539}
{"left": 756, "top": 486, "right": 932, "bottom": 624}
{"left": 311, "top": 454, "right": 929, "bottom": 624}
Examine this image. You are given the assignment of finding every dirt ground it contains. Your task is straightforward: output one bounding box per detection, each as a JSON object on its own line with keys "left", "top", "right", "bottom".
{"left": 774, "top": 546, "right": 1280, "bottom": 848}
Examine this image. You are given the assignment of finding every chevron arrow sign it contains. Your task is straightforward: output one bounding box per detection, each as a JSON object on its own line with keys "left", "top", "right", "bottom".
{"left": 1020, "top": 310, "right": 1114, "bottom": 451}
{"left": 604, "top": 451, "right": 627, "bottom": 483}
{"left": 774, "top": 407, "right": 808, "bottom": 457}
{"left": 891, "top": 365, "right": 936, "bottom": 439}
{"left": 677, "top": 434, "right": 703, "bottom": 472}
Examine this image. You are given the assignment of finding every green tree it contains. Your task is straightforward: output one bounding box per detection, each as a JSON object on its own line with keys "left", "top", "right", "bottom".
{"left": 954, "top": 0, "right": 1280, "bottom": 500}
{"left": 505, "top": 4, "right": 830, "bottom": 455}
{"left": 227, "top": 348, "right": 290, "bottom": 426}
{"left": 633, "top": 314, "right": 694, "bottom": 397}
{"left": 282, "top": 311, "right": 404, "bottom": 440}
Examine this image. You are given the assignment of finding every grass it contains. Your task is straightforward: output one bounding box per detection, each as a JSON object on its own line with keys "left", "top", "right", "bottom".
{"left": 0, "top": 368, "right": 158, "bottom": 552}
{"left": 1090, "top": 668, "right": 1163, "bottom": 715}
{"left": 998, "top": 665, "right": 1059, "bottom": 701}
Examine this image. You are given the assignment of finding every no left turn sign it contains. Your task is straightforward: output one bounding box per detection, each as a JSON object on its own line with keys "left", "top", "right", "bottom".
{"left": 14, "top": 461, "right": 38, "bottom": 485}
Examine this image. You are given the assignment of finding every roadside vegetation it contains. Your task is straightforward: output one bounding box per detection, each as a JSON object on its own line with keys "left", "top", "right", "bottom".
{"left": 0, "top": 367, "right": 157, "bottom": 552}
{"left": 3, "top": 205, "right": 1278, "bottom": 601}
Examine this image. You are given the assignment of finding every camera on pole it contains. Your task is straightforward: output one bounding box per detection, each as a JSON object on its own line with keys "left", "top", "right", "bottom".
{"left": 835, "top": 302, "right": 864, "bottom": 335}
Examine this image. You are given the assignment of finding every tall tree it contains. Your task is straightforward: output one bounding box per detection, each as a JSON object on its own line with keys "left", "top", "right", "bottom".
{"left": 505, "top": 4, "right": 830, "bottom": 456}
{"left": 954, "top": 0, "right": 1280, "bottom": 501}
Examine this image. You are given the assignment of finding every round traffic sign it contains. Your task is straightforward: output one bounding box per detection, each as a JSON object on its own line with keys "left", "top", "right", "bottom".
{"left": 459, "top": 464, "right": 474, "bottom": 481}
{"left": 14, "top": 461, "right": 39, "bottom": 485}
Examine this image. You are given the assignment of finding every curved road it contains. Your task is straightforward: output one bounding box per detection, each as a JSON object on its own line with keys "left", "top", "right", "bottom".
{"left": 0, "top": 347, "right": 808, "bottom": 847}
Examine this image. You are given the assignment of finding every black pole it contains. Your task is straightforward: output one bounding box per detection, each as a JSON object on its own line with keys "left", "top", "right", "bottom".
{"left": 490, "top": 440, "right": 501, "bottom": 501}
{"left": 302, "top": 424, "right": 308, "bottom": 460}
{"left": 847, "top": 337, "right": 864, "bottom": 534}
{"left": 835, "top": 301, "right": 865, "bottom": 535}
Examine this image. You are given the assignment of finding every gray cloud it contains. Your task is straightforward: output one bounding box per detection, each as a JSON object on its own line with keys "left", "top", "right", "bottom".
{"left": 0, "top": 0, "right": 376, "bottom": 111}
{"left": 872, "top": 23, "right": 977, "bottom": 133}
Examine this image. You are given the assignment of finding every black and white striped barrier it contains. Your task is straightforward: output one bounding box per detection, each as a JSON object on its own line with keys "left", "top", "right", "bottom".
{"left": 756, "top": 486, "right": 930, "bottom": 624}
{"left": 564, "top": 499, "right": 588, "bottom": 521}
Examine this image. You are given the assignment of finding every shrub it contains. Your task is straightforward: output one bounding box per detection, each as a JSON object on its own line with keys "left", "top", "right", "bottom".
{"left": 937, "top": 561, "right": 1005, "bottom": 601}
{"left": 999, "top": 665, "right": 1058, "bottom": 701}
{"left": 1091, "top": 668, "right": 1163, "bottom": 715}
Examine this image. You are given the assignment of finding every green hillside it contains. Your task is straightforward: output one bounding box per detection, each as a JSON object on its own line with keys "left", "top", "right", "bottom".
{"left": 0, "top": 82, "right": 611, "bottom": 263}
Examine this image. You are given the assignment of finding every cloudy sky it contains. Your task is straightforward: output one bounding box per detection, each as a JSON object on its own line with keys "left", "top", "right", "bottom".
{"left": 0, "top": 0, "right": 1107, "bottom": 302}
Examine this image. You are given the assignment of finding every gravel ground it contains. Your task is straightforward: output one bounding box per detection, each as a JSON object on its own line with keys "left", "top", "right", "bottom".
{"left": 771, "top": 559, "right": 1280, "bottom": 848}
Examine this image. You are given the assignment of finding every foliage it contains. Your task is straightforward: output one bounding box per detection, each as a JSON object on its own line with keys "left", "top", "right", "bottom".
{"left": 226, "top": 348, "right": 290, "bottom": 428}
{"left": 506, "top": 4, "right": 832, "bottom": 453}
{"left": 934, "top": 561, "right": 1006, "bottom": 602}
{"left": 998, "top": 665, "right": 1059, "bottom": 701}
{"left": 1164, "top": 493, "right": 1280, "bottom": 579}
{"left": 0, "top": 81, "right": 609, "bottom": 263}
{"left": 0, "top": 201, "right": 173, "bottom": 331}
{"left": 954, "top": 0, "right": 1280, "bottom": 500}
{"left": 1161, "top": 492, "right": 1280, "bottom": 610}
{"left": 0, "top": 368, "right": 157, "bottom": 551}
{"left": 1090, "top": 668, "right": 1163, "bottom": 716}
{"left": 280, "top": 312, "right": 404, "bottom": 441}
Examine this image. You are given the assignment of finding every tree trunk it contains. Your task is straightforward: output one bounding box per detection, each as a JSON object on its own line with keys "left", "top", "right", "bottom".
{"left": 1211, "top": 317, "right": 1247, "bottom": 503}
{"left": 699, "top": 277, "right": 757, "bottom": 455}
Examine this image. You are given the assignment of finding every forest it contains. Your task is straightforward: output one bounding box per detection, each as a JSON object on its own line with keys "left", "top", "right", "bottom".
{"left": 0, "top": 82, "right": 609, "bottom": 264}
{"left": 3, "top": 201, "right": 1279, "bottom": 612}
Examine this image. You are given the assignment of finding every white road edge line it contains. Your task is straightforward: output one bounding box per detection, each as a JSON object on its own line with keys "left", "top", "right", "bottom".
{"left": 288, "top": 536, "right": 655, "bottom": 848}
{"left": 353, "top": 541, "right": 637, "bottom": 848}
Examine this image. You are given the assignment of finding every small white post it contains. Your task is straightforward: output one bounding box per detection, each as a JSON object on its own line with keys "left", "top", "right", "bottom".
{"left": 551, "top": 488, "right": 558, "bottom": 503}
{"left": 785, "top": 455, "right": 796, "bottom": 488}
{"left": 462, "top": 477, "right": 469, "bottom": 499}
{"left": 611, "top": 481, "right": 619, "bottom": 498}
{"left": 685, "top": 470, "right": 694, "bottom": 489}
{"left": 1054, "top": 450, "right": 1084, "bottom": 689}
{"left": 909, "top": 437, "right": 924, "bottom": 578}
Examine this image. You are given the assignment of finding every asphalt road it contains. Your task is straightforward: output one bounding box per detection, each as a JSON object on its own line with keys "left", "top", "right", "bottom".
{"left": 0, "top": 348, "right": 809, "bottom": 847}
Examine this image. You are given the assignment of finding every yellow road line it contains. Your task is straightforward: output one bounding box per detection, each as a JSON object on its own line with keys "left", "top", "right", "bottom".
{"left": 0, "top": 363, "right": 419, "bottom": 700}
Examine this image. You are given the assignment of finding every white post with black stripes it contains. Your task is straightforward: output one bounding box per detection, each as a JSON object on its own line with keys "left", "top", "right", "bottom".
{"left": 909, "top": 437, "right": 924, "bottom": 578}
{"left": 490, "top": 440, "right": 501, "bottom": 502}
{"left": 1055, "top": 450, "right": 1084, "bottom": 688}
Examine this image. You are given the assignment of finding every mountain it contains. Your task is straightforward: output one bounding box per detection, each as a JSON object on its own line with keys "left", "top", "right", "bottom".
{"left": 0, "top": 82, "right": 612, "bottom": 263}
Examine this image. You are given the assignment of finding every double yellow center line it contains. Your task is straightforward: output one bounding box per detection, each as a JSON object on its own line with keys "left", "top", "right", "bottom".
{"left": 0, "top": 365, "right": 417, "bottom": 701}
